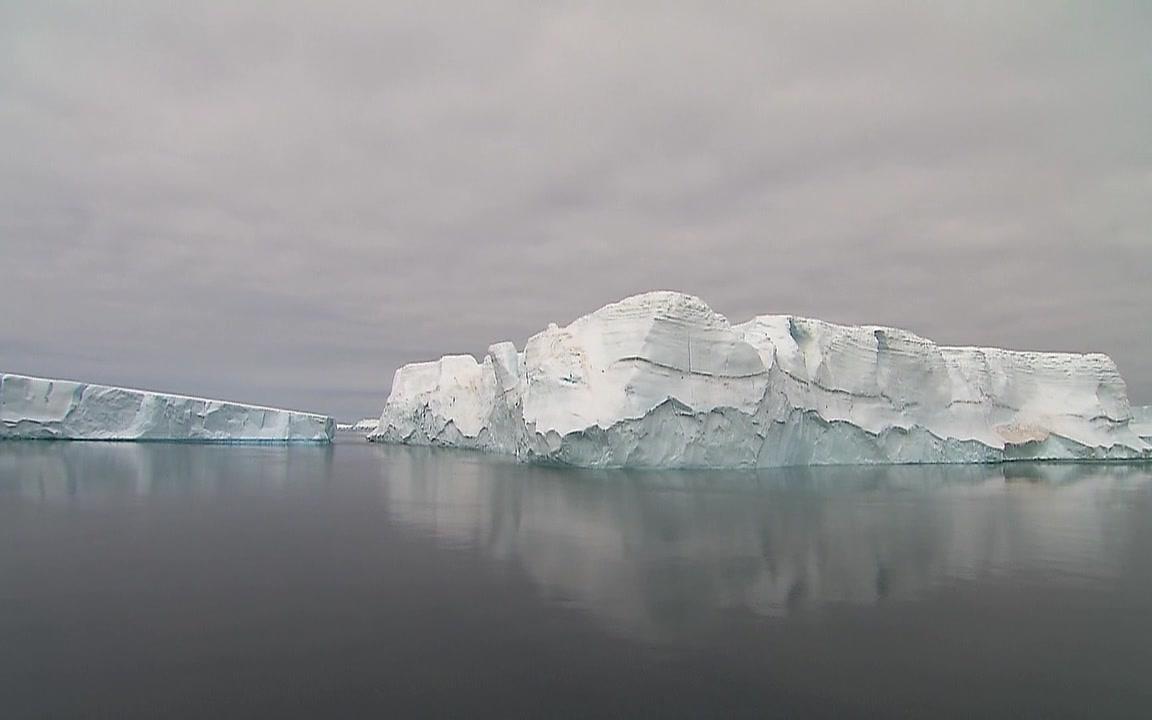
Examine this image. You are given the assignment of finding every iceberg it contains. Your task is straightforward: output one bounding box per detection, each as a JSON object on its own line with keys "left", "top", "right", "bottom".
{"left": 352, "top": 417, "right": 380, "bottom": 432}
{"left": 369, "top": 291, "right": 1150, "bottom": 468}
{"left": 1, "top": 373, "right": 334, "bottom": 442}
{"left": 336, "top": 418, "right": 380, "bottom": 433}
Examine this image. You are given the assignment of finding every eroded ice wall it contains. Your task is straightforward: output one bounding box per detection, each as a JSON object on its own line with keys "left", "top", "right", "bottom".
{"left": 370, "top": 292, "right": 1149, "bottom": 467}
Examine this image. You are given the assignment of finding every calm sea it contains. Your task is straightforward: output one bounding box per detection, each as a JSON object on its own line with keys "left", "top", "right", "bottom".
{"left": 2, "top": 437, "right": 1150, "bottom": 718}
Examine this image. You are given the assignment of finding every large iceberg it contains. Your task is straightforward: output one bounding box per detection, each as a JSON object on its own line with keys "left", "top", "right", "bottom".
{"left": 1, "top": 373, "right": 334, "bottom": 442}
{"left": 369, "top": 291, "right": 1149, "bottom": 468}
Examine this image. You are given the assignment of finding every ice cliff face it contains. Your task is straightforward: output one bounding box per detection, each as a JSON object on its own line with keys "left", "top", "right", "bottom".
{"left": 1, "top": 373, "right": 334, "bottom": 442}
{"left": 369, "top": 291, "right": 1150, "bottom": 468}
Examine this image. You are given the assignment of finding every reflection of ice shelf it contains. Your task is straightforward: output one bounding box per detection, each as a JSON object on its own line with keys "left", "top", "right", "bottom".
{"left": 380, "top": 447, "right": 1152, "bottom": 634}
{"left": 370, "top": 291, "right": 1150, "bottom": 467}
{"left": 1, "top": 373, "right": 333, "bottom": 442}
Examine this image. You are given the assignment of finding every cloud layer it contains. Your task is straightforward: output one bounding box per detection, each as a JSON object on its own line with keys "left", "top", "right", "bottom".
{"left": 2, "top": 1, "right": 1149, "bottom": 419}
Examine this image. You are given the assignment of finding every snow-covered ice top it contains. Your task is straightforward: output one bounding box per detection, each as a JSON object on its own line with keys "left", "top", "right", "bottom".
{"left": 1, "top": 373, "right": 334, "bottom": 442}
{"left": 370, "top": 291, "right": 1149, "bottom": 468}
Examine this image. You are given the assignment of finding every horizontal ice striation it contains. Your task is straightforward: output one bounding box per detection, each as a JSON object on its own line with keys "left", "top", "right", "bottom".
{"left": 1, "top": 373, "right": 334, "bottom": 442}
{"left": 369, "top": 291, "right": 1150, "bottom": 468}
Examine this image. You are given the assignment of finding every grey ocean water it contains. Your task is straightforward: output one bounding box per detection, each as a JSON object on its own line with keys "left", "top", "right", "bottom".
{"left": 2, "top": 437, "right": 1151, "bottom": 718}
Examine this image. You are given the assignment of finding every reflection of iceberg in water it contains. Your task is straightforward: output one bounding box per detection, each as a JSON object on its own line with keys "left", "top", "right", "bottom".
{"left": 0, "top": 442, "right": 335, "bottom": 500}
{"left": 379, "top": 446, "right": 1152, "bottom": 639}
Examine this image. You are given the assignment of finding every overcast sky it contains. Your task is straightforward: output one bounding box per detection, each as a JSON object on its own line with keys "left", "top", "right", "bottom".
{"left": 2, "top": 1, "right": 1149, "bottom": 420}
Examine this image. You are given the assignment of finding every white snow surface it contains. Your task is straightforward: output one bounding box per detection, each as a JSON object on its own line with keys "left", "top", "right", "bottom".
{"left": 1, "top": 373, "right": 334, "bottom": 442}
{"left": 369, "top": 291, "right": 1150, "bottom": 468}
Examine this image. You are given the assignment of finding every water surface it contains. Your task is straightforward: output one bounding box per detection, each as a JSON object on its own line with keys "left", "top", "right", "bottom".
{"left": 2, "top": 438, "right": 1151, "bottom": 717}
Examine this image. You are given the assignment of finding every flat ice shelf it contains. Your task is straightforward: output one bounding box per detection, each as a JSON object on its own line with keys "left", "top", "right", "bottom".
{"left": 1, "top": 373, "right": 334, "bottom": 442}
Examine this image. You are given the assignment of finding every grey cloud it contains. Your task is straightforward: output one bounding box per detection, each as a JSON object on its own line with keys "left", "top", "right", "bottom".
{"left": 1, "top": 0, "right": 1149, "bottom": 420}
